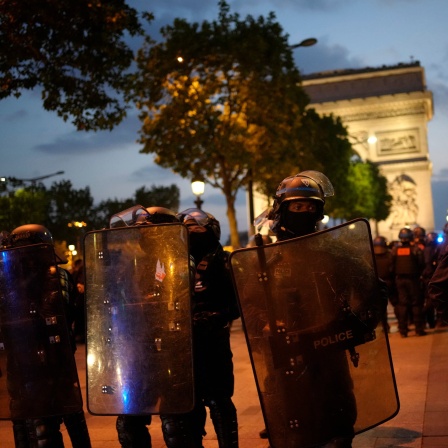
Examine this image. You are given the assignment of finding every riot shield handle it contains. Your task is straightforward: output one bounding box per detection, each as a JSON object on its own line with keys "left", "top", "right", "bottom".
{"left": 253, "top": 234, "right": 293, "bottom": 362}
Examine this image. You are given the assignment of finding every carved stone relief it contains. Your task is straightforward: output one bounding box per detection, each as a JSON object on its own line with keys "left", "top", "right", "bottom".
{"left": 388, "top": 174, "right": 419, "bottom": 229}
{"left": 376, "top": 129, "right": 420, "bottom": 156}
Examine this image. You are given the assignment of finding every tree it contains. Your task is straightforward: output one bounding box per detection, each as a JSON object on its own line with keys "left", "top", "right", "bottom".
{"left": 0, "top": 0, "right": 149, "bottom": 130}
{"left": 91, "top": 184, "right": 180, "bottom": 229}
{"left": 329, "top": 158, "right": 392, "bottom": 230}
{"left": 47, "top": 180, "right": 95, "bottom": 243}
{"left": 134, "top": 185, "right": 180, "bottom": 211}
{"left": 0, "top": 178, "right": 181, "bottom": 243}
{"left": 0, "top": 182, "right": 50, "bottom": 231}
{"left": 131, "top": 1, "right": 354, "bottom": 248}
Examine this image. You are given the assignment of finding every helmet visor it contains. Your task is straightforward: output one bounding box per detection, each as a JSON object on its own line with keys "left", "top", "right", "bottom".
{"left": 177, "top": 208, "right": 210, "bottom": 227}
{"left": 109, "top": 205, "right": 149, "bottom": 228}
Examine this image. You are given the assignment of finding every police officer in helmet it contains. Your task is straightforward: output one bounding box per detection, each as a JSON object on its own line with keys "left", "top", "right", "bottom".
{"left": 161, "top": 208, "right": 240, "bottom": 448}
{"left": 114, "top": 206, "right": 180, "bottom": 448}
{"left": 268, "top": 171, "right": 330, "bottom": 240}
{"left": 391, "top": 227, "right": 426, "bottom": 337}
{"left": 254, "top": 171, "right": 360, "bottom": 448}
{"left": 373, "top": 236, "right": 396, "bottom": 333}
{"left": 1, "top": 224, "right": 91, "bottom": 448}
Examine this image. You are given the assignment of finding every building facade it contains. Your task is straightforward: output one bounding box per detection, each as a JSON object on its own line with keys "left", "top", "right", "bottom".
{"left": 300, "top": 62, "right": 435, "bottom": 242}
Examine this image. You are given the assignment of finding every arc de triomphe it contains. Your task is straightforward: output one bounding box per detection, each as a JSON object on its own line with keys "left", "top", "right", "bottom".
{"left": 250, "top": 62, "right": 435, "bottom": 243}
{"left": 302, "top": 62, "right": 435, "bottom": 242}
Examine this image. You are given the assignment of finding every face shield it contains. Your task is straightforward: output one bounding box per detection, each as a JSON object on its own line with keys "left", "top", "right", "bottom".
{"left": 176, "top": 208, "right": 211, "bottom": 227}
{"left": 109, "top": 205, "right": 149, "bottom": 228}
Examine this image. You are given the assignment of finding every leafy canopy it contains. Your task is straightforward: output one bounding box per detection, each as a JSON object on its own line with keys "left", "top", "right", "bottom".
{"left": 130, "top": 1, "right": 354, "bottom": 247}
{"left": 0, "top": 178, "right": 179, "bottom": 242}
{"left": 0, "top": 0, "right": 148, "bottom": 130}
{"left": 329, "top": 157, "right": 392, "bottom": 222}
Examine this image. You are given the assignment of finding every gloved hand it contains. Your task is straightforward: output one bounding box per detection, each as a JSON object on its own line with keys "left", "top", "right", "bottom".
{"left": 193, "top": 311, "right": 228, "bottom": 331}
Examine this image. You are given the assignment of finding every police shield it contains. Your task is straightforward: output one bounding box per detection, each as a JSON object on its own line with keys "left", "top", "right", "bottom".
{"left": 0, "top": 243, "right": 83, "bottom": 420}
{"left": 84, "top": 223, "right": 194, "bottom": 415}
{"left": 229, "top": 219, "right": 399, "bottom": 448}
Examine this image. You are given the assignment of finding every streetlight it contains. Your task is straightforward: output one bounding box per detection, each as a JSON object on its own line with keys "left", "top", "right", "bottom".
{"left": 17, "top": 171, "right": 65, "bottom": 185}
{"left": 191, "top": 179, "right": 205, "bottom": 210}
{"left": 289, "top": 38, "right": 318, "bottom": 49}
{"left": 1, "top": 171, "right": 65, "bottom": 187}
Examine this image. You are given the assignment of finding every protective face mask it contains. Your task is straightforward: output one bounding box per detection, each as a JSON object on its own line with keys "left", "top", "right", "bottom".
{"left": 188, "top": 229, "right": 217, "bottom": 262}
{"left": 281, "top": 212, "right": 317, "bottom": 238}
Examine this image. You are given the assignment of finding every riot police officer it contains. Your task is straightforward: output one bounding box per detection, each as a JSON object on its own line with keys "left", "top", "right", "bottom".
{"left": 438, "top": 222, "right": 448, "bottom": 260}
{"left": 0, "top": 224, "right": 91, "bottom": 448}
{"left": 233, "top": 171, "right": 391, "bottom": 448}
{"left": 373, "top": 236, "right": 396, "bottom": 332}
{"left": 391, "top": 227, "right": 426, "bottom": 337}
{"left": 413, "top": 226, "right": 426, "bottom": 251}
{"left": 161, "top": 208, "right": 240, "bottom": 448}
{"left": 422, "top": 232, "right": 441, "bottom": 328}
{"left": 114, "top": 206, "right": 180, "bottom": 448}
{"left": 261, "top": 172, "right": 357, "bottom": 448}
{"left": 427, "top": 241, "right": 448, "bottom": 326}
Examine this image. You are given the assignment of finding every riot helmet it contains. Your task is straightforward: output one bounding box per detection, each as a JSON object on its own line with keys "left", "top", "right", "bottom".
{"left": 8, "top": 224, "right": 66, "bottom": 263}
{"left": 176, "top": 208, "right": 221, "bottom": 240}
{"left": 425, "top": 232, "right": 439, "bottom": 245}
{"left": 413, "top": 226, "right": 426, "bottom": 243}
{"left": 176, "top": 208, "right": 221, "bottom": 262}
{"left": 269, "top": 171, "right": 334, "bottom": 240}
{"left": 145, "top": 206, "right": 178, "bottom": 224}
{"left": 10, "top": 224, "right": 54, "bottom": 247}
{"left": 373, "top": 236, "right": 388, "bottom": 255}
{"left": 398, "top": 227, "right": 413, "bottom": 245}
{"left": 110, "top": 204, "right": 178, "bottom": 228}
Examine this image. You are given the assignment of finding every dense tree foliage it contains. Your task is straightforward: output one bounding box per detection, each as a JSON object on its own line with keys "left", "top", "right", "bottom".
{"left": 0, "top": 0, "right": 148, "bottom": 130}
{"left": 0, "top": 0, "right": 392, "bottom": 245}
{"left": 130, "top": 1, "right": 354, "bottom": 247}
{"left": 329, "top": 158, "right": 392, "bottom": 226}
{"left": 0, "top": 179, "right": 179, "bottom": 244}
{"left": 91, "top": 184, "right": 180, "bottom": 229}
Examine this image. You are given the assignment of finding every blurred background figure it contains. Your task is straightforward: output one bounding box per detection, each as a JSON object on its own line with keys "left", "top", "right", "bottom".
{"left": 421, "top": 232, "right": 442, "bottom": 329}
{"left": 391, "top": 227, "right": 426, "bottom": 337}
{"left": 413, "top": 226, "right": 426, "bottom": 251}
{"left": 427, "top": 242, "right": 448, "bottom": 329}
{"left": 373, "top": 236, "right": 397, "bottom": 332}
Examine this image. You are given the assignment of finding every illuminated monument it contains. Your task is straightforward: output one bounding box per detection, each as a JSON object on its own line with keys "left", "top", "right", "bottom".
{"left": 301, "top": 62, "right": 435, "bottom": 241}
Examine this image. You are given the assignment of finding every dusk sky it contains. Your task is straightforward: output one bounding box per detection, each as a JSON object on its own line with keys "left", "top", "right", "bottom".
{"left": 1, "top": 0, "right": 447, "bottom": 242}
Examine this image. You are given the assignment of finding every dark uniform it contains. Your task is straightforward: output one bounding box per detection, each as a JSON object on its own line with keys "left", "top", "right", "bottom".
{"left": 391, "top": 228, "right": 425, "bottom": 337}
{"left": 161, "top": 208, "right": 240, "bottom": 448}
{"left": 0, "top": 224, "right": 91, "bottom": 448}
{"left": 427, "top": 242, "right": 448, "bottom": 327}
{"left": 373, "top": 236, "right": 397, "bottom": 331}
{"left": 248, "top": 171, "right": 370, "bottom": 448}
{"left": 422, "top": 232, "right": 441, "bottom": 328}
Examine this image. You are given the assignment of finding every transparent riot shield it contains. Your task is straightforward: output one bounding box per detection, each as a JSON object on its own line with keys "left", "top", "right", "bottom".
{"left": 230, "top": 219, "right": 399, "bottom": 448}
{"left": 0, "top": 244, "right": 83, "bottom": 420}
{"left": 84, "top": 223, "right": 194, "bottom": 415}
